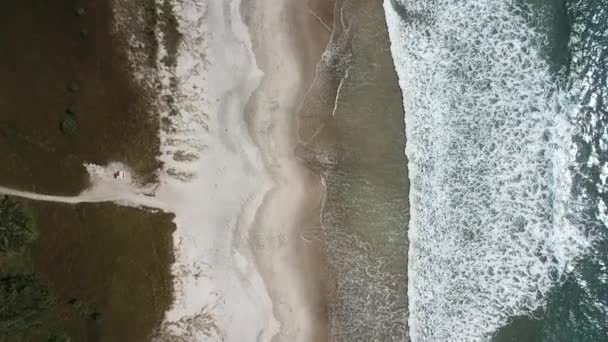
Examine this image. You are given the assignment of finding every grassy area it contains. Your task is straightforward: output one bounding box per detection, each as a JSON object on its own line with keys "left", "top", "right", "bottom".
{"left": 0, "top": 1, "right": 179, "bottom": 340}
{"left": 0, "top": 274, "right": 71, "bottom": 342}
{"left": 0, "top": 197, "right": 69, "bottom": 341}
{"left": 0, "top": 0, "right": 162, "bottom": 195}
{"left": 0, "top": 197, "right": 175, "bottom": 342}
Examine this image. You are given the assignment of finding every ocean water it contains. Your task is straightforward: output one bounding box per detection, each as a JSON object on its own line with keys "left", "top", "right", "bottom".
{"left": 384, "top": 0, "right": 607, "bottom": 341}
{"left": 298, "top": 0, "right": 409, "bottom": 340}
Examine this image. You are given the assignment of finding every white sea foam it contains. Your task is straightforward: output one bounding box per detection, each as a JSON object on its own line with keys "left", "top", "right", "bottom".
{"left": 383, "top": 0, "right": 592, "bottom": 340}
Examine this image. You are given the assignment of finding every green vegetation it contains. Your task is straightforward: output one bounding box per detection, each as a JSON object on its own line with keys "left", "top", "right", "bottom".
{"left": 0, "top": 274, "right": 51, "bottom": 328}
{"left": 28, "top": 202, "right": 175, "bottom": 341}
{"left": 0, "top": 274, "right": 70, "bottom": 342}
{"left": 0, "top": 0, "right": 176, "bottom": 339}
{"left": 0, "top": 197, "right": 70, "bottom": 341}
{"left": 159, "top": 0, "right": 182, "bottom": 68}
{"left": 0, "top": 196, "right": 33, "bottom": 253}
{"left": 0, "top": 198, "right": 175, "bottom": 341}
{"left": 59, "top": 108, "right": 78, "bottom": 137}
{"left": 0, "top": 0, "right": 163, "bottom": 195}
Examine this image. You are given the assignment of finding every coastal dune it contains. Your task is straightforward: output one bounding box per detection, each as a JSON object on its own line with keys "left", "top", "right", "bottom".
{"left": 151, "top": 0, "right": 278, "bottom": 339}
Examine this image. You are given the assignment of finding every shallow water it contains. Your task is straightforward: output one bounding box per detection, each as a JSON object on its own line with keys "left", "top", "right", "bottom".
{"left": 300, "top": 0, "right": 409, "bottom": 340}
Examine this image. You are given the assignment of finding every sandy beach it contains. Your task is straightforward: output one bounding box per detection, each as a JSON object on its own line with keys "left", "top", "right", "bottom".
{"left": 145, "top": 0, "right": 334, "bottom": 340}
{"left": 241, "top": 0, "right": 333, "bottom": 340}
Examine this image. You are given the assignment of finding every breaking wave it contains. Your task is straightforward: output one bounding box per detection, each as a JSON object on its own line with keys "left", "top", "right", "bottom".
{"left": 384, "top": 0, "right": 596, "bottom": 340}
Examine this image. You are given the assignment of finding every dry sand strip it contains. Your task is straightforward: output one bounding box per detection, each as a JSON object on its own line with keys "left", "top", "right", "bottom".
{"left": 148, "top": 0, "right": 334, "bottom": 340}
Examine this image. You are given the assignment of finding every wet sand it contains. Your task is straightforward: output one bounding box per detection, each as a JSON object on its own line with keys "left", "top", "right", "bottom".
{"left": 241, "top": 0, "right": 334, "bottom": 340}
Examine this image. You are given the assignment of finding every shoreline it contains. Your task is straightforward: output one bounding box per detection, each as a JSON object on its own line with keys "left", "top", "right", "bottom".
{"left": 241, "top": 0, "right": 333, "bottom": 340}
{"left": 296, "top": 0, "right": 410, "bottom": 339}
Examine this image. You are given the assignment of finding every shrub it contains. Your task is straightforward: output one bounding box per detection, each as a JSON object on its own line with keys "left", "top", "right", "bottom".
{"left": 0, "top": 196, "right": 33, "bottom": 253}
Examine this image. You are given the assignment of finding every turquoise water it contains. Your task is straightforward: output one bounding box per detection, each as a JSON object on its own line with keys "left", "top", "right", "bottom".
{"left": 384, "top": 0, "right": 607, "bottom": 340}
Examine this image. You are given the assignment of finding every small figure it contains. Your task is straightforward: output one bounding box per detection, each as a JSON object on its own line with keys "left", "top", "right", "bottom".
{"left": 113, "top": 171, "right": 126, "bottom": 180}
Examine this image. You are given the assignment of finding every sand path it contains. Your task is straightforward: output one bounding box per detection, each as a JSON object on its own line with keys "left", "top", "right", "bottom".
{"left": 0, "top": 185, "right": 164, "bottom": 209}
{"left": 0, "top": 162, "right": 166, "bottom": 209}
